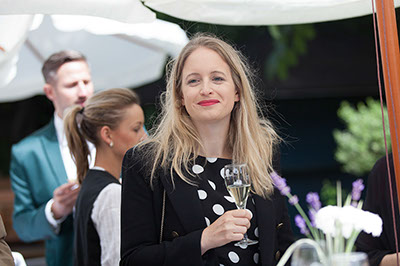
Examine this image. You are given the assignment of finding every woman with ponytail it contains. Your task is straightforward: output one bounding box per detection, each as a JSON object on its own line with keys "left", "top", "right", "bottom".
{"left": 64, "top": 88, "right": 146, "bottom": 266}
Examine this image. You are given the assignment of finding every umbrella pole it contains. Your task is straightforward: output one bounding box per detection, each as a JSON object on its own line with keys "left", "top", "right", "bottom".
{"left": 374, "top": 1, "right": 400, "bottom": 264}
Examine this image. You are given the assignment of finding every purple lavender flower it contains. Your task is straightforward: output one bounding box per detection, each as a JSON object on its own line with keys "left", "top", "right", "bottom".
{"left": 352, "top": 179, "right": 365, "bottom": 201}
{"left": 306, "top": 192, "right": 321, "bottom": 211}
{"left": 289, "top": 195, "right": 299, "bottom": 205}
{"left": 271, "top": 171, "right": 291, "bottom": 196}
{"left": 295, "top": 214, "right": 309, "bottom": 235}
{"left": 308, "top": 209, "right": 317, "bottom": 227}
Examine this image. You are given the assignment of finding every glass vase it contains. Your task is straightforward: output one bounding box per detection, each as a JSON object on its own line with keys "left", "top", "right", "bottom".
{"left": 291, "top": 242, "right": 323, "bottom": 266}
{"left": 329, "top": 252, "right": 369, "bottom": 266}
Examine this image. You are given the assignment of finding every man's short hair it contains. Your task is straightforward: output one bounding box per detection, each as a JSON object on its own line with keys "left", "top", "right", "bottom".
{"left": 41, "top": 50, "right": 87, "bottom": 84}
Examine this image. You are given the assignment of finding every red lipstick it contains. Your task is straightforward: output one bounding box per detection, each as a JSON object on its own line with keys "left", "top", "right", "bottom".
{"left": 198, "top": 100, "right": 219, "bottom": 106}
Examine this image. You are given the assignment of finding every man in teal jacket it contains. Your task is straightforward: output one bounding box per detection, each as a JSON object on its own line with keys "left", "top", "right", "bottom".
{"left": 10, "top": 50, "right": 94, "bottom": 266}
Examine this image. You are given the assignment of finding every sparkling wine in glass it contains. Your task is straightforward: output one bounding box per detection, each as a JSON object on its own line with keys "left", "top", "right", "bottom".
{"left": 223, "top": 163, "right": 258, "bottom": 248}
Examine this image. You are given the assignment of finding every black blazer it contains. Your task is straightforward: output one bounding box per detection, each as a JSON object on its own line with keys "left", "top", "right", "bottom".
{"left": 120, "top": 147, "right": 294, "bottom": 266}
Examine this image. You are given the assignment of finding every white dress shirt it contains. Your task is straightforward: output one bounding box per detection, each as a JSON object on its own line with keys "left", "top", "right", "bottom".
{"left": 91, "top": 166, "right": 121, "bottom": 266}
{"left": 45, "top": 113, "right": 96, "bottom": 231}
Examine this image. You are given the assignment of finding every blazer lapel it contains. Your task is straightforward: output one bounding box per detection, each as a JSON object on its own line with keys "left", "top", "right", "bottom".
{"left": 160, "top": 172, "right": 206, "bottom": 233}
{"left": 254, "top": 194, "right": 276, "bottom": 266}
{"left": 40, "top": 120, "right": 68, "bottom": 185}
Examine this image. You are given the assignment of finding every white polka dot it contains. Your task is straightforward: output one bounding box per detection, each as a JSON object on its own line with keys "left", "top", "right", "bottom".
{"left": 198, "top": 190, "right": 207, "bottom": 200}
{"left": 224, "top": 196, "right": 235, "bottom": 203}
{"left": 207, "top": 157, "right": 217, "bottom": 163}
{"left": 220, "top": 264, "right": 224, "bottom": 266}
{"left": 208, "top": 180, "right": 216, "bottom": 190}
{"left": 228, "top": 251, "right": 240, "bottom": 263}
{"left": 205, "top": 217, "right": 210, "bottom": 226}
{"left": 254, "top": 253, "right": 259, "bottom": 264}
{"left": 212, "top": 204, "right": 225, "bottom": 215}
{"left": 192, "top": 164, "right": 204, "bottom": 174}
{"left": 220, "top": 168, "right": 225, "bottom": 178}
{"left": 254, "top": 227, "right": 259, "bottom": 237}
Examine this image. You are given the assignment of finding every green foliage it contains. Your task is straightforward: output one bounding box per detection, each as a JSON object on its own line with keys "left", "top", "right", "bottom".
{"left": 333, "top": 98, "right": 391, "bottom": 176}
{"left": 266, "top": 24, "right": 315, "bottom": 80}
{"left": 320, "top": 179, "right": 348, "bottom": 206}
{"left": 320, "top": 179, "right": 337, "bottom": 206}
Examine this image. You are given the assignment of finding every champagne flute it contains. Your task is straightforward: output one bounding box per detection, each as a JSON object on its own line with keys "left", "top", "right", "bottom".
{"left": 223, "top": 163, "right": 258, "bottom": 248}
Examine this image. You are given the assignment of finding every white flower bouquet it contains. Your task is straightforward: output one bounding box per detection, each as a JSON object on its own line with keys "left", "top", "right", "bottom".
{"left": 271, "top": 172, "right": 383, "bottom": 265}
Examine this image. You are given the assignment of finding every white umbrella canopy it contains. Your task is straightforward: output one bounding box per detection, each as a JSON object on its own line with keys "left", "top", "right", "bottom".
{"left": 144, "top": 0, "right": 400, "bottom": 25}
{"left": 0, "top": 0, "right": 155, "bottom": 23}
{"left": 0, "top": 14, "right": 188, "bottom": 102}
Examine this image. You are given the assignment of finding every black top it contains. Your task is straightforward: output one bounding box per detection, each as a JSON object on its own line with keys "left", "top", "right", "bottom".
{"left": 120, "top": 146, "right": 294, "bottom": 266}
{"left": 74, "top": 169, "right": 120, "bottom": 266}
{"left": 356, "top": 154, "right": 400, "bottom": 266}
{"left": 193, "top": 156, "right": 260, "bottom": 265}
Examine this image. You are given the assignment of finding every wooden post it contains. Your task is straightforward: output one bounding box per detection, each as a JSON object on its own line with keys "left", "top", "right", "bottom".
{"left": 375, "top": 0, "right": 400, "bottom": 211}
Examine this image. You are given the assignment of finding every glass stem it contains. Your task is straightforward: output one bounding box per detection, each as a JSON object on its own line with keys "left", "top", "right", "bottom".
{"left": 238, "top": 204, "right": 248, "bottom": 244}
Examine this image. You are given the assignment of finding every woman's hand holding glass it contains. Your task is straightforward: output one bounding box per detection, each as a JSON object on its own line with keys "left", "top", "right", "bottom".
{"left": 223, "top": 163, "right": 258, "bottom": 248}
{"left": 200, "top": 209, "right": 252, "bottom": 255}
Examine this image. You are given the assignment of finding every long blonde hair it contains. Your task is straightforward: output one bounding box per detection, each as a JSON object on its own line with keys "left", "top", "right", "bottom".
{"left": 141, "top": 33, "right": 280, "bottom": 198}
{"left": 64, "top": 88, "right": 140, "bottom": 183}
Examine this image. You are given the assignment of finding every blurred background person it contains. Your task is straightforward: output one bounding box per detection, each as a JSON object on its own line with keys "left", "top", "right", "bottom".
{"left": 120, "top": 34, "right": 293, "bottom": 266}
{"left": 356, "top": 153, "right": 400, "bottom": 266}
{"left": 9, "top": 50, "right": 94, "bottom": 266}
{"left": 0, "top": 215, "right": 14, "bottom": 266}
{"left": 64, "top": 88, "right": 146, "bottom": 266}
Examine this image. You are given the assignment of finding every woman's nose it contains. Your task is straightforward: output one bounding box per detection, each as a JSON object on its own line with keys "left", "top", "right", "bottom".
{"left": 200, "top": 82, "right": 213, "bottom": 95}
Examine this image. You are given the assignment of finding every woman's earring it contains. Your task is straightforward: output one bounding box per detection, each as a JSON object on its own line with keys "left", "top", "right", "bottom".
{"left": 109, "top": 141, "right": 114, "bottom": 148}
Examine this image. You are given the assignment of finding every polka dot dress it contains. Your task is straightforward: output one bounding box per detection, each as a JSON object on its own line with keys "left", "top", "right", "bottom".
{"left": 193, "top": 156, "right": 260, "bottom": 265}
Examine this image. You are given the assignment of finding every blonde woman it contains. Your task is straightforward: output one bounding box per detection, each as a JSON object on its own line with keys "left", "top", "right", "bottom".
{"left": 64, "top": 88, "right": 146, "bottom": 266}
{"left": 121, "top": 34, "right": 294, "bottom": 266}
